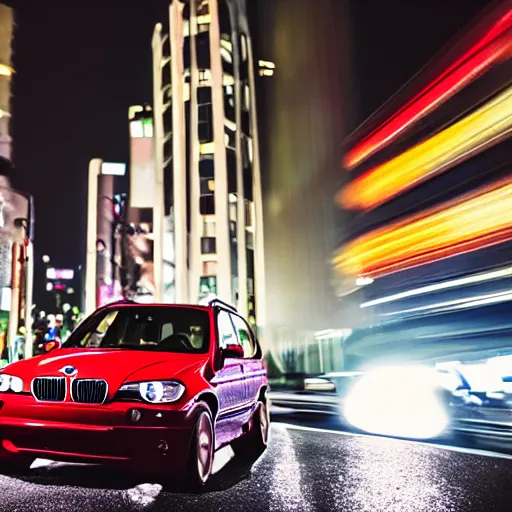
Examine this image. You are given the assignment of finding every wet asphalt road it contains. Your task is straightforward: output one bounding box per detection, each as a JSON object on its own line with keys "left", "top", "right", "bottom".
{"left": 1, "top": 422, "right": 511, "bottom": 512}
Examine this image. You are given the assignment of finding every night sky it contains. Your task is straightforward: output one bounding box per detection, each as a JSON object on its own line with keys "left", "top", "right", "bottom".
{"left": 5, "top": 0, "right": 493, "bottom": 306}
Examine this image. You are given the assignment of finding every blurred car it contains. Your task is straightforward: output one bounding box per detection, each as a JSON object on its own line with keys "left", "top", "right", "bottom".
{"left": 0, "top": 299, "right": 269, "bottom": 489}
{"left": 343, "top": 365, "right": 450, "bottom": 439}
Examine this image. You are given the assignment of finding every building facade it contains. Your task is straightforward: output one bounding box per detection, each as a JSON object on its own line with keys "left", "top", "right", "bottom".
{"left": 153, "top": 0, "right": 263, "bottom": 327}
{"left": 0, "top": 3, "right": 35, "bottom": 361}
{"left": 0, "top": 2, "right": 13, "bottom": 170}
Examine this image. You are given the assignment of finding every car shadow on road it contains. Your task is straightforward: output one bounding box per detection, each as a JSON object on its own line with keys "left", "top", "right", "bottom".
{"left": 3, "top": 449, "right": 265, "bottom": 495}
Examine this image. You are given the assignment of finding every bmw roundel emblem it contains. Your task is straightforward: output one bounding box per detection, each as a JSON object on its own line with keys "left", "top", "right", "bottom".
{"left": 60, "top": 365, "right": 77, "bottom": 377}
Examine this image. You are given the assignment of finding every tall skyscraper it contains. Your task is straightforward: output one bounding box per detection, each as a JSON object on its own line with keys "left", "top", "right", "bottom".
{"left": 153, "top": 0, "right": 264, "bottom": 326}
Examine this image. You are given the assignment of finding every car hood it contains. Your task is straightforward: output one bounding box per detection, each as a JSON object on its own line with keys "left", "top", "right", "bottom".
{"left": 8, "top": 348, "right": 210, "bottom": 394}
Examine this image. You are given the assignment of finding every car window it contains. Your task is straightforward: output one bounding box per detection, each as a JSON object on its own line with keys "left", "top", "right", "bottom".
{"left": 217, "top": 310, "right": 239, "bottom": 349}
{"left": 64, "top": 306, "right": 209, "bottom": 354}
{"left": 230, "top": 314, "right": 257, "bottom": 358}
{"left": 79, "top": 310, "right": 119, "bottom": 348}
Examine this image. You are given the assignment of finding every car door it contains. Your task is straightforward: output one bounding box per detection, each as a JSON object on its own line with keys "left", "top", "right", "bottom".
{"left": 210, "top": 309, "right": 246, "bottom": 416}
{"left": 230, "top": 313, "right": 265, "bottom": 405}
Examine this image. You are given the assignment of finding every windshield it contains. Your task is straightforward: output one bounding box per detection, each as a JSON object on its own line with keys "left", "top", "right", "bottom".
{"left": 63, "top": 306, "right": 210, "bottom": 354}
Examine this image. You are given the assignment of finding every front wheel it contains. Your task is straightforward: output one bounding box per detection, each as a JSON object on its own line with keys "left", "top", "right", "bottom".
{"left": 186, "top": 407, "right": 214, "bottom": 490}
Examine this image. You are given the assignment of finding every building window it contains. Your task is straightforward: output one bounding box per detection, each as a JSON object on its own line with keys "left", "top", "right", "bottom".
{"left": 225, "top": 127, "right": 236, "bottom": 149}
{"left": 200, "top": 275, "right": 217, "bottom": 296}
{"left": 200, "top": 177, "right": 213, "bottom": 195}
{"left": 198, "top": 104, "right": 211, "bottom": 123}
{"left": 203, "top": 219, "right": 216, "bottom": 237}
{"left": 199, "top": 158, "right": 214, "bottom": 178}
{"left": 245, "top": 200, "right": 253, "bottom": 227}
{"left": 243, "top": 85, "right": 250, "bottom": 112}
{"left": 196, "top": 32, "right": 211, "bottom": 69}
{"left": 240, "top": 35, "right": 248, "bottom": 62}
{"left": 201, "top": 237, "right": 216, "bottom": 254}
{"left": 226, "top": 148, "right": 237, "bottom": 194}
{"left": 200, "top": 195, "right": 215, "bottom": 215}
{"left": 198, "top": 86, "right": 212, "bottom": 104}
{"left": 229, "top": 201, "right": 237, "bottom": 222}
{"left": 199, "top": 123, "right": 213, "bottom": 144}
{"left": 197, "top": 0, "right": 210, "bottom": 25}
{"left": 200, "top": 142, "right": 215, "bottom": 154}
{"left": 246, "top": 230, "right": 254, "bottom": 249}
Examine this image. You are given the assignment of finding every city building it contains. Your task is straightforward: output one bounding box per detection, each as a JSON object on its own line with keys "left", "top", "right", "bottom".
{"left": 0, "top": 2, "right": 13, "bottom": 172}
{"left": 0, "top": 3, "right": 34, "bottom": 361}
{"left": 84, "top": 159, "right": 127, "bottom": 315}
{"left": 152, "top": 0, "right": 264, "bottom": 326}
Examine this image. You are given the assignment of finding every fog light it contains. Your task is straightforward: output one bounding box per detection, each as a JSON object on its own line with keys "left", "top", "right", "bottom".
{"left": 130, "top": 409, "right": 142, "bottom": 423}
{"left": 157, "top": 440, "right": 169, "bottom": 454}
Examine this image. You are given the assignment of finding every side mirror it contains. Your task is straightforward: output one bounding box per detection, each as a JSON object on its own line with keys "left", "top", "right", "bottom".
{"left": 220, "top": 343, "right": 244, "bottom": 363}
{"left": 45, "top": 340, "right": 62, "bottom": 353}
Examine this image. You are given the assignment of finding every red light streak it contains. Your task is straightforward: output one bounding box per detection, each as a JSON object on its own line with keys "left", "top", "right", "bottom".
{"left": 344, "top": 10, "right": 512, "bottom": 170}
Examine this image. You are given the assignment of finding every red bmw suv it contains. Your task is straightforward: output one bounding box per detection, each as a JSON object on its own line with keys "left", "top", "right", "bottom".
{"left": 0, "top": 299, "right": 269, "bottom": 489}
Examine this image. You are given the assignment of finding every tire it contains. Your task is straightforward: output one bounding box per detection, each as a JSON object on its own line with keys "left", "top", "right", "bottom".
{"left": 233, "top": 399, "right": 270, "bottom": 460}
{"left": 186, "top": 406, "right": 214, "bottom": 490}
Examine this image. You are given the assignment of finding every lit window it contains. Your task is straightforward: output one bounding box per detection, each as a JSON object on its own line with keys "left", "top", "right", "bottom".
{"left": 240, "top": 35, "right": 248, "bottom": 62}
{"left": 130, "top": 121, "right": 144, "bottom": 138}
{"left": 200, "top": 142, "right": 215, "bottom": 154}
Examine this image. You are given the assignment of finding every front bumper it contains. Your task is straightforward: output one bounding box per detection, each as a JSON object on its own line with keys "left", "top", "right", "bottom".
{"left": 0, "top": 395, "right": 194, "bottom": 473}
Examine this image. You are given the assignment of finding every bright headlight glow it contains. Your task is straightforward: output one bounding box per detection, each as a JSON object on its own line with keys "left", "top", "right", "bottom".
{"left": 10, "top": 376, "right": 23, "bottom": 393}
{"left": 120, "top": 381, "right": 185, "bottom": 404}
{"left": 0, "top": 374, "right": 24, "bottom": 393}
{"left": 343, "top": 365, "right": 448, "bottom": 440}
{"left": 0, "top": 374, "right": 9, "bottom": 392}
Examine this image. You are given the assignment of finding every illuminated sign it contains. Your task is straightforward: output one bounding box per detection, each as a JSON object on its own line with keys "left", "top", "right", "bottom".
{"left": 101, "top": 162, "right": 126, "bottom": 176}
{"left": 46, "top": 268, "right": 74, "bottom": 281}
{"left": 130, "top": 118, "right": 153, "bottom": 139}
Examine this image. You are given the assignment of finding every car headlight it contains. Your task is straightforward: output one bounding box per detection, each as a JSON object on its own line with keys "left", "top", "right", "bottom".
{"left": 118, "top": 381, "right": 185, "bottom": 404}
{"left": 0, "top": 374, "right": 24, "bottom": 393}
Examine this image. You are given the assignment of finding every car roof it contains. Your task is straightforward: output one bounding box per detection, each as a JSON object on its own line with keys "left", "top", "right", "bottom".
{"left": 100, "top": 301, "right": 210, "bottom": 312}
{"left": 99, "top": 299, "right": 238, "bottom": 315}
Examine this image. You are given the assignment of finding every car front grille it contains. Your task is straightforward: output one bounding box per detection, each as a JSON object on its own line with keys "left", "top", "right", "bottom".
{"left": 32, "top": 377, "right": 66, "bottom": 402}
{"left": 71, "top": 379, "right": 108, "bottom": 404}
